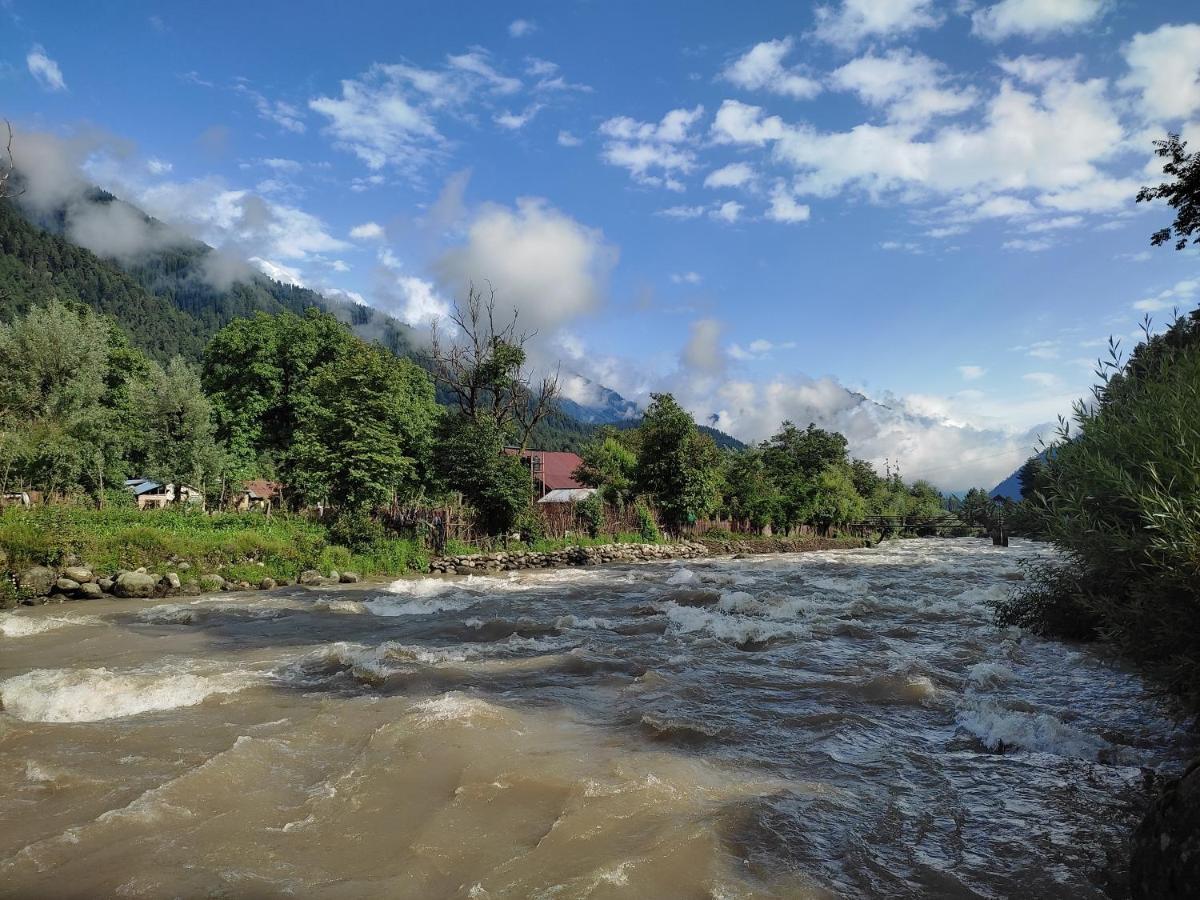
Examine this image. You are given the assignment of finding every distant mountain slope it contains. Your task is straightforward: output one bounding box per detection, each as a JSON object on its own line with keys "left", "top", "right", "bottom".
{"left": 990, "top": 450, "right": 1048, "bottom": 502}
{"left": 3, "top": 187, "right": 414, "bottom": 362}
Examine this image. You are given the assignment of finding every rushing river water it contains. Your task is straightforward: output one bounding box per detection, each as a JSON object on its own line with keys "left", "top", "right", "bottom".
{"left": 0, "top": 538, "right": 1193, "bottom": 899}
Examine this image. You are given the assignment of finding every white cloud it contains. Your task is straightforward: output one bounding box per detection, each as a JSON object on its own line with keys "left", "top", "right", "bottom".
{"left": 1025, "top": 215, "right": 1082, "bottom": 232}
{"left": 1022, "top": 371, "right": 1060, "bottom": 388}
{"left": 972, "top": 0, "right": 1108, "bottom": 42}
{"left": 657, "top": 204, "right": 707, "bottom": 220}
{"left": 146, "top": 158, "right": 173, "bottom": 175}
{"left": 434, "top": 198, "right": 618, "bottom": 332}
{"left": 997, "top": 54, "right": 1082, "bottom": 86}
{"left": 722, "top": 38, "right": 821, "bottom": 100}
{"left": 711, "top": 200, "right": 743, "bottom": 223}
{"left": 729, "top": 338, "right": 798, "bottom": 360}
{"left": 251, "top": 256, "right": 307, "bottom": 287}
{"left": 958, "top": 365, "right": 986, "bottom": 380}
{"left": 310, "top": 51, "right": 521, "bottom": 172}
{"left": 1133, "top": 278, "right": 1199, "bottom": 312}
{"left": 598, "top": 106, "right": 704, "bottom": 190}
{"left": 494, "top": 104, "right": 543, "bottom": 130}
{"left": 671, "top": 271, "right": 703, "bottom": 285}
{"left": 704, "top": 162, "right": 756, "bottom": 189}
{"left": 711, "top": 100, "right": 786, "bottom": 146}
{"left": 1004, "top": 237, "right": 1053, "bottom": 251}
{"left": 509, "top": 19, "right": 537, "bottom": 38}
{"left": 1120, "top": 24, "right": 1200, "bottom": 123}
{"left": 26, "top": 44, "right": 66, "bottom": 92}
{"left": 557, "top": 130, "right": 582, "bottom": 147}
{"left": 1037, "top": 177, "right": 1140, "bottom": 212}
{"left": 814, "top": 0, "right": 942, "bottom": 48}
{"left": 349, "top": 221, "right": 386, "bottom": 241}
{"left": 682, "top": 318, "right": 726, "bottom": 373}
{"left": 236, "top": 83, "right": 306, "bottom": 133}
{"left": 830, "top": 49, "right": 976, "bottom": 124}
{"left": 1014, "top": 339, "right": 1062, "bottom": 359}
{"left": 765, "top": 182, "right": 811, "bottom": 223}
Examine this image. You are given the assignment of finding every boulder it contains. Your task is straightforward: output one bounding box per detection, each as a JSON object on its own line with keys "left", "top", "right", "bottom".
{"left": 1131, "top": 758, "right": 1200, "bottom": 898}
{"left": 17, "top": 565, "right": 56, "bottom": 597}
{"left": 55, "top": 577, "right": 82, "bottom": 593}
{"left": 77, "top": 582, "right": 104, "bottom": 600}
{"left": 199, "top": 574, "right": 225, "bottom": 592}
{"left": 164, "top": 573, "right": 182, "bottom": 591}
{"left": 98, "top": 577, "right": 115, "bottom": 593}
{"left": 113, "top": 571, "right": 159, "bottom": 599}
{"left": 328, "top": 570, "right": 340, "bottom": 583}
{"left": 339, "top": 571, "right": 360, "bottom": 584}
{"left": 178, "top": 561, "right": 192, "bottom": 571}
{"left": 135, "top": 566, "right": 147, "bottom": 574}
{"left": 180, "top": 583, "right": 202, "bottom": 596}
{"left": 259, "top": 577, "right": 277, "bottom": 591}
{"left": 298, "top": 569, "right": 324, "bottom": 586}
{"left": 63, "top": 566, "right": 94, "bottom": 584}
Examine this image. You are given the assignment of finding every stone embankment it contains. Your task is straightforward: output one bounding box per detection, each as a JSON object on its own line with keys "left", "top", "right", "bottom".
{"left": 3, "top": 561, "right": 361, "bottom": 608}
{"left": 428, "top": 541, "right": 709, "bottom": 575}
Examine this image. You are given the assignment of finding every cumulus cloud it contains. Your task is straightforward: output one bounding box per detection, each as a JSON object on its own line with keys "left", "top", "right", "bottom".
{"left": 671, "top": 271, "right": 703, "bottom": 284}
{"left": 434, "top": 198, "right": 618, "bottom": 332}
{"left": 681, "top": 318, "right": 726, "bottom": 373}
{"left": 704, "top": 162, "right": 756, "bottom": 189}
{"left": 711, "top": 200, "right": 743, "bottom": 223}
{"left": 1133, "top": 278, "right": 1199, "bottom": 313}
{"left": 958, "top": 365, "right": 986, "bottom": 380}
{"left": 557, "top": 130, "right": 582, "bottom": 147}
{"left": 26, "top": 44, "right": 66, "bottom": 92}
{"left": 813, "top": 0, "right": 942, "bottom": 48}
{"left": 350, "top": 221, "right": 386, "bottom": 240}
{"left": 722, "top": 38, "right": 821, "bottom": 100}
{"left": 251, "top": 256, "right": 307, "bottom": 287}
{"left": 711, "top": 100, "right": 786, "bottom": 146}
{"left": 494, "top": 103, "right": 543, "bottom": 130}
{"left": 971, "top": 0, "right": 1108, "bottom": 42}
{"left": 1120, "top": 24, "right": 1200, "bottom": 123}
{"left": 830, "top": 49, "right": 976, "bottom": 124}
{"left": 766, "top": 182, "right": 811, "bottom": 223}
{"left": 598, "top": 106, "right": 704, "bottom": 190}
{"left": 508, "top": 19, "right": 537, "bottom": 38}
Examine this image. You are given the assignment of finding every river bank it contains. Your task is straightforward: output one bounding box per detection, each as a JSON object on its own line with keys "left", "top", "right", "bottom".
{"left": 1, "top": 538, "right": 1191, "bottom": 897}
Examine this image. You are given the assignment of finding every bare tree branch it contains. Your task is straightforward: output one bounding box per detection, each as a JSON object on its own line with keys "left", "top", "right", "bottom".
{"left": 0, "top": 120, "right": 21, "bottom": 201}
{"left": 426, "top": 282, "right": 560, "bottom": 451}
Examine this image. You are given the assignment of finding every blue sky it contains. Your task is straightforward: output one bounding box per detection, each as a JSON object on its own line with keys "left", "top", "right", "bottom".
{"left": 3, "top": 0, "right": 1199, "bottom": 489}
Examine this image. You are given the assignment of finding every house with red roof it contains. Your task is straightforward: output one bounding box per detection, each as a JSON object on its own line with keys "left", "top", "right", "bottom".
{"left": 505, "top": 449, "right": 586, "bottom": 498}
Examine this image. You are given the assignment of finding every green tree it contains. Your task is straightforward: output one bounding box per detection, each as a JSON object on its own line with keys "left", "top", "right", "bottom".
{"left": 808, "top": 464, "right": 867, "bottom": 533}
{"left": 434, "top": 414, "right": 531, "bottom": 536}
{"left": 958, "top": 487, "right": 994, "bottom": 528}
{"left": 722, "top": 450, "right": 778, "bottom": 534}
{"left": 905, "top": 479, "right": 945, "bottom": 518}
{"left": 635, "top": 393, "right": 723, "bottom": 532}
{"left": 137, "top": 357, "right": 222, "bottom": 501}
{"left": 202, "top": 309, "right": 356, "bottom": 484}
{"left": 574, "top": 427, "right": 639, "bottom": 507}
{"left": 291, "top": 343, "right": 439, "bottom": 511}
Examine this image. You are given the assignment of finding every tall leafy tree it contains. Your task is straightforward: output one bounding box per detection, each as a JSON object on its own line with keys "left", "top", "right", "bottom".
{"left": 635, "top": 393, "right": 723, "bottom": 532}
{"left": 574, "top": 427, "right": 639, "bottom": 508}
{"left": 138, "top": 357, "right": 222, "bottom": 499}
{"left": 722, "top": 450, "right": 778, "bottom": 534}
{"left": 290, "top": 343, "right": 439, "bottom": 511}
{"left": 434, "top": 413, "right": 531, "bottom": 536}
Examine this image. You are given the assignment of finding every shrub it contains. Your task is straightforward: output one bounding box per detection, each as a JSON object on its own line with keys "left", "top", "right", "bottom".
{"left": 635, "top": 502, "right": 661, "bottom": 543}
{"left": 578, "top": 494, "right": 604, "bottom": 538}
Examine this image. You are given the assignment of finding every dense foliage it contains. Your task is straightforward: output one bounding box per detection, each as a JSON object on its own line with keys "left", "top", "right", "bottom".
{"left": 994, "top": 310, "right": 1200, "bottom": 704}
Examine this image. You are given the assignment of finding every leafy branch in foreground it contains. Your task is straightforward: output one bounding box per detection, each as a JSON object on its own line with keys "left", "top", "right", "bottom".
{"left": 1138, "top": 132, "right": 1200, "bottom": 251}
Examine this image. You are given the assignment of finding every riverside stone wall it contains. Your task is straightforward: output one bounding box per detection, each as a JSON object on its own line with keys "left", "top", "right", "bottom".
{"left": 428, "top": 541, "right": 709, "bottom": 575}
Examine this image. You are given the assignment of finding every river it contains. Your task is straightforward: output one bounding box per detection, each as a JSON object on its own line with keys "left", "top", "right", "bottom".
{"left": 0, "top": 538, "right": 1192, "bottom": 898}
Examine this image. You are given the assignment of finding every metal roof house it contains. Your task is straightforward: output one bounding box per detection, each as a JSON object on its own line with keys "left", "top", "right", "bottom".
{"left": 124, "top": 478, "right": 203, "bottom": 509}
{"left": 537, "top": 488, "right": 598, "bottom": 504}
{"left": 504, "top": 449, "right": 587, "bottom": 498}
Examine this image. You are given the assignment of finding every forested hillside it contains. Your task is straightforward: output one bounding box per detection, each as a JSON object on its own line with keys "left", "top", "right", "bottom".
{"left": 0, "top": 188, "right": 744, "bottom": 453}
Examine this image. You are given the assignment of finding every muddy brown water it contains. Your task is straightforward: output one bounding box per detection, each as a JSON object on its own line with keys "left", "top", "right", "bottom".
{"left": 0, "top": 539, "right": 1192, "bottom": 898}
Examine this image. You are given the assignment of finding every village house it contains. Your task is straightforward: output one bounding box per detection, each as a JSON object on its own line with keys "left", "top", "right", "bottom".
{"left": 505, "top": 449, "right": 588, "bottom": 500}
{"left": 124, "top": 478, "right": 204, "bottom": 510}
{"left": 233, "top": 479, "right": 284, "bottom": 512}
